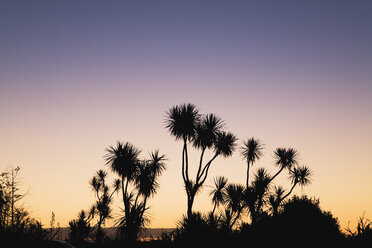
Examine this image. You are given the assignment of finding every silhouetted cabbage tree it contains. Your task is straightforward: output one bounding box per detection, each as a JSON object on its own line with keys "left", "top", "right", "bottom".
{"left": 246, "top": 168, "right": 272, "bottom": 223}
{"left": 166, "top": 103, "right": 237, "bottom": 218}
{"left": 282, "top": 165, "right": 312, "bottom": 200}
{"left": 268, "top": 186, "right": 285, "bottom": 216}
{"left": 270, "top": 147, "right": 299, "bottom": 183}
{"left": 240, "top": 138, "right": 264, "bottom": 188}
{"left": 240, "top": 146, "right": 313, "bottom": 224}
{"left": 68, "top": 210, "right": 94, "bottom": 246}
{"left": 209, "top": 176, "right": 228, "bottom": 215}
{"left": 105, "top": 142, "right": 166, "bottom": 244}
{"left": 215, "top": 141, "right": 313, "bottom": 227}
{"left": 223, "top": 184, "right": 245, "bottom": 228}
{"left": 88, "top": 169, "right": 120, "bottom": 243}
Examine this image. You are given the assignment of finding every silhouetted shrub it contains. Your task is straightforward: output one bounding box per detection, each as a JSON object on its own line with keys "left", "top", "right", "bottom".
{"left": 280, "top": 196, "right": 342, "bottom": 242}
{"left": 345, "top": 214, "right": 372, "bottom": 245}
{"left": 239, "top": 195, "right": 343, "bottom": 246}
{"left": 173, "top": 212, "right": 231, "bottom": 248}
{"left": 0, "top": 167, "right": 51, "bottom": 247}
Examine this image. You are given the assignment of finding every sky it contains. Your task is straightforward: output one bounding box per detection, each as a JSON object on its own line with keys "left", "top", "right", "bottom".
{"left": 1, "top": 0, "right": 371, "bottom": 229}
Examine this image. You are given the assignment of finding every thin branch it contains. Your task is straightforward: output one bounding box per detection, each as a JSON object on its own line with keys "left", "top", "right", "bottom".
{"left": 199, "top": 153, "right": 219, "bottom": 186}
{"left": 230, "top": 209, "right": 242, "bottom": 229}
{"left": 196, "top": 147, "right": 206, "bottom": 183}
{"left": 281, "top": 182, "right": 297, "bottom": 201}
{"left": 268, "top": 166, "right": 284, "bottom": 184}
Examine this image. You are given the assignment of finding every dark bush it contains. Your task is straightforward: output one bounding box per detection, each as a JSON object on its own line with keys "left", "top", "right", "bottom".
{"left": 239, "top": 195, "right": 343, "bottom": 246}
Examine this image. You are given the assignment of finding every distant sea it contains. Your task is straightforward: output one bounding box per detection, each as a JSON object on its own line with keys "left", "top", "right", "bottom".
{"left": 46, "top": 227, "right": 175, "bottom": 241}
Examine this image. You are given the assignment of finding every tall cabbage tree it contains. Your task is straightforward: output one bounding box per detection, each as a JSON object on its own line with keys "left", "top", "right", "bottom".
{"left": 166, "top": 103, "right": 237, "bottom": 218}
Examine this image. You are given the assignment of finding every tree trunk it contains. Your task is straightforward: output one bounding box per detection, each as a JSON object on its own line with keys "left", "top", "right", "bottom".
{"left": 246, "top": 161, "right": 250, "bottom": 189}
{"left": 212, "top": 202, "right": 217, "bottom": 215}
{"left": 122, "top": 176, "right": 131, "bottom": 230}
{"left": 183, "top": 139, "right": 190, "bottom": 182}
{"left": 187, "top": 192, "right": 195, "bottom": 219}
{"left": 181, "top": 140, "right": 187, "bottom": 182}
{"left": 122, "top": 177, "right": 127, "bottom": 212}
{"left": 11, "top": 169, "right": 15, "bottom": 228}
{"left": 230, "top": 209, "right": 242, "bottom": 229}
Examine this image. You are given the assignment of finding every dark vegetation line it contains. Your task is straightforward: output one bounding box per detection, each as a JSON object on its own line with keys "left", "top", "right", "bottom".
{"left": 1, "top": 103, "right": 371, "bottom": 247}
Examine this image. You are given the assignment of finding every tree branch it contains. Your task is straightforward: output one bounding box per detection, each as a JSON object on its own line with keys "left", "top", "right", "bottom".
{"left": 199, "top": 153, "right": 219, "bottom": 186}
{"left": 196, "top": 147, "right": 206, "bottom": 183}
{"left": 268, "top": 166, "right": 284, "bottom": 184}
{"left": 281, "top": 182, "right": 297, "bottom": 201}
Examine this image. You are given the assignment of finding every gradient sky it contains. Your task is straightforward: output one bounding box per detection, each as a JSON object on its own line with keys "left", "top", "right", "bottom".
{"left": 1, "top": 0, "right": 371, "bottom": 229}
